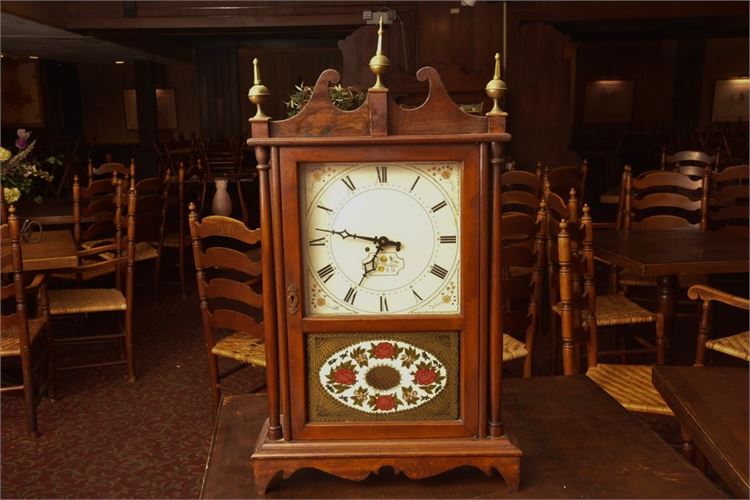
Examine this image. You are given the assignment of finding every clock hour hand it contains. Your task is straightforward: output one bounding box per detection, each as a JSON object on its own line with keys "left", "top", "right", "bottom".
{"left": 359, "top": 246, "right": 382, "bottom": 285}
{"left": 317, "top": 228, "right": 401, "bottom": 251}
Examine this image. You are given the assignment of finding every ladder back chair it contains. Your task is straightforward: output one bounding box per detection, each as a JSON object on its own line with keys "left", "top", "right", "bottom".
{"left": 709, "top": 164, "right": 749, "bottom": 238}
{"left": 51, "top": 173, "right": 120, "bottom": 283}
{"left": 47, "top": 180, "right": 137, "bottom": 383}
{"left": 188, "top": 203, "right": 266, "bottom": 412}
{"left": 500, "top": 207, "right": 545, "bottom": 376}
{"left": 543, "top": 159, "right": 588, "bottom": 202}
{"left": 688, "top": 285, "right": 750, "bottom": 366}
{"left": 500, "top": 162, "right": 543, "bottom": 217}
{"left": 156, "top": 161, "right": 194, "bottom": 297}
{"left": 660, "top": 147, "right": 720, "bottom": 177}
{"left": 87, "top": 158, "right": 133, "bottom": 184}
{"left": 554, "top": 209, "right": 672, "bottom": 416}
{"left": 1, "top": 208, "right": 54, "bottom": 436}
{"left": 616, "top": 167, "right": 712, "bottom": 296}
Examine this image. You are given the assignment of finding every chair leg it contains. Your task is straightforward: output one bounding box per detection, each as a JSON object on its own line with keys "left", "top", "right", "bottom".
{"left": 21, "top": 355, "right": 39, "bottom": 438}
{"left": 124, "top": 310, "right": 136, "bottom": 383}
{"left": 680, "top": 425, "right": 695, "bottom": 463}
{"left": 45, "top": 321, "right": 57, "bottom": 401}
{"left": 208, "top": 354, "right": 221, "bottom": 412}
{"left": 655, "top": 313, "right": 666, "bottom": 366}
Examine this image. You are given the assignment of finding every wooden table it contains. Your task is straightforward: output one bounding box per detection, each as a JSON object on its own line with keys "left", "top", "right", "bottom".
{"left": 594, "top": 229, "right": 749, "bottom": 347}
{"left": 20, "top": 229, "right": 78, "bottom": 271}
{"left": 653, "top": 365, "right": 748, "bottom": 499}
{"left": 16, "top": 198, "right": 78, "bottom": 226}
{"left": 201, "top": 376, "right": 725, "bottom": 499}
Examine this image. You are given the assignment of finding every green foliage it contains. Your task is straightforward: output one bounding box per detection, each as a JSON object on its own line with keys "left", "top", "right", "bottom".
{"left": 285, "top": 83, "right": 367, "bottom": 117}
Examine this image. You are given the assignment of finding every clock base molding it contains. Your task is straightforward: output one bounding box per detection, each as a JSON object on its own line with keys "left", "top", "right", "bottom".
{"left": 251, "top": 419, "right": 522, "bottom": 494}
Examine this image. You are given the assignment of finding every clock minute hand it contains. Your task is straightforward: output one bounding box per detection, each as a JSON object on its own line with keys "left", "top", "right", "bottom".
{"left": 317, "top": 228, "right": 401, "bottom": 250}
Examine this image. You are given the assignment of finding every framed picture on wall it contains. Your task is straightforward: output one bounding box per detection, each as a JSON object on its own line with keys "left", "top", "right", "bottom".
{"left": 123, "top": 88, "right": 178, "bottom": 130}
{"left": 583, "top": 80, "right": 634, "bottom": 123}
{"left": 712, "top": 79, "right": 749, "bottom": 122}
{"left": 1, "top": 60, "right": 45, "bottom": 127}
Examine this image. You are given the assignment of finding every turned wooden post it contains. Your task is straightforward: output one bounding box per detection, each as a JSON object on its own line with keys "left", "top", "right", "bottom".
{"left": 488, "top": 140, "right": 503, "bottom": 437}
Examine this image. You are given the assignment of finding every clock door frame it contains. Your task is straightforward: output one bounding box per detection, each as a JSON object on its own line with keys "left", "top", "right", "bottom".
{"left": 279, "top": 143, "right": 484, "bottom": 440}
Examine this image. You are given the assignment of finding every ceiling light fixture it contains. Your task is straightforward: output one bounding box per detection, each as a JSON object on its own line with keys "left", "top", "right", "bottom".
{"left": 115, "top": 60, "right": 125, "bottom": 65}
{"left": 29, "top": 55, "right": 39, "bottom": 60}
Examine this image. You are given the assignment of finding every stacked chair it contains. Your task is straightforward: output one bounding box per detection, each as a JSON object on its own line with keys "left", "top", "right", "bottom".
{"left": 47, "top": 179, "right": 138, "bottom": 383}
{"left": 1, "top": 208, "right": 54, "bottom": 436}
{"left": 552, "top": 205, "right": 672, "bottom": 416}
{"left": 660, "top": 146, "right": 720, "bottom": 177}
{"left": 498, "top": 163, "right": 545, "bottom": 375}
{"left": 188, "top": 203, "right": 266, "bottom": 411}
{"left": 708, "top": 163, "right": 749, "bottom": 238}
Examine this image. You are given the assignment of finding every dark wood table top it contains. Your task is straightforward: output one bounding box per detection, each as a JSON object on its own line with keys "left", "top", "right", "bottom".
{"left": 653, "top": 365, "right": 749, "bottom": 499}
{"left": 595, "top": 229, "right": 749, "bottom": 276}
{"left": 201, "top": 376, "right": 725, "bottom": 499}
{"left": 21, "top": 229, "right": 78, "bottom": 272}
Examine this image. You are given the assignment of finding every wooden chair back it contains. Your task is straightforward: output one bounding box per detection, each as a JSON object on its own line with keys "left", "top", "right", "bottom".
{"left": 543, "top": 160, "right": 588, "bottom": 201}
{"left": 501, "top": 162, "right": 543, "bottom": 216}
{"left": 1, "top": 210, "right": 29, "bottom": 336}
{"left": 554, "top": 206, "right": 599, "bottom": 375}
{"left": 709, "top": 164, "right": 749, "bottom": 237}
{"left": 188, "top": 204, "right": 263, "bottom": 359}
{"left": 660, "top": 147, "right": 720, "bottom": 177}
{"left": 87, "top": 158, "right": 134, "bottom": 183}
{"left": 500, "top": 207, "right": 545, "bottom": 376}
{"left": 1, "top": 207, "right": 53, "bottom": 436}
{"left": 72, "top": 173, "right": 118, "bottom": 247}
{"left": 624, "top": 167, "right": 711, "bottom": 231}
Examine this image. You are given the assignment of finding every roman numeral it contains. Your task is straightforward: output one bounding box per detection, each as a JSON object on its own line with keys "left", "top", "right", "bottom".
{"left": 431, "top": 200, "right": 447, "bottom": 212}
{"left": 342, "top": 175, "right": 356, "bottom": 191}
{"left": 430, "top": 264, "right": 448, "bottom": 280}
{"left": 439, "top": 235, "right": 457, "bottom": 244}
{"left": 410, "top": 176, "right": 420, "bottom": 192}
{"left": 376, "top": 166, "right": 388, "bottom": 183}
{"left": 344, "top": 287, "right": 357, "bottom": 305}
{"left": 379, "top": 295, "right": 389, "bottom": 312}
{"left": 412, "top": 288, "right": 423, "bottom": 302}
{"left": 317, "top": 264, "right": 335, "bottom": 283}
{"left": 309, "top": 237, "right": 326, "bottom": 247}
{"left": 317, "top": 204, "right": 333, "bottom": 212}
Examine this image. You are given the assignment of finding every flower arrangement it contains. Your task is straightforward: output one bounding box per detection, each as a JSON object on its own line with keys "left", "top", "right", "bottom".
{"left": 285, "top": 83, "right": 367, "bottom": 117}
{"left": 1, "top": 129, "right": 60, "bottom": 205}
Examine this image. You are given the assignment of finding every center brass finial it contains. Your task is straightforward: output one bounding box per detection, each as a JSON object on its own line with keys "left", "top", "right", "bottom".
{"left": 485, "top": 52, "right": 508, "bottom": 116}
{"left": 369, "top": 17, "right": 390, "bottom": 92}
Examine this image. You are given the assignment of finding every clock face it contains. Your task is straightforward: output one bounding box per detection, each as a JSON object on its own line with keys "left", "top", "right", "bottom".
{"left": 300, "top": 162, "right": 461, "bottom": 315}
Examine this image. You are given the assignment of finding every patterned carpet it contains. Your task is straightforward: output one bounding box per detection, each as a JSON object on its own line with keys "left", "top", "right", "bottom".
{"left": 2, "top": 266, "right": 742, "bottom": 498}
{"left": 1, "top": 276, "right": 265, "bottom": 499}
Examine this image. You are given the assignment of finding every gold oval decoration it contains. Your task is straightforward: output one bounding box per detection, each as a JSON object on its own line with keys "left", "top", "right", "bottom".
{"left": 319, "top": 339, "right": 448, "bottom": 414}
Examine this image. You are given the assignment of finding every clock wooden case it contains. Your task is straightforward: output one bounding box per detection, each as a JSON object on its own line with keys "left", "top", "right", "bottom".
{"left": 246, "top": 32, "right": 520, "bottom": 494}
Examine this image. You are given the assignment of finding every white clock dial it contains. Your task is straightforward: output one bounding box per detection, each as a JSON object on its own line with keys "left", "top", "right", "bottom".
{"left": 301, "top": 162, "right": 461, "bottom": 315}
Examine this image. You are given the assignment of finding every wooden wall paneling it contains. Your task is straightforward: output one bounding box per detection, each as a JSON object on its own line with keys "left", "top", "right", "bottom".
{"left": 511, "top": 23, "right": 578, "bottom": 173}
{"left": 135, "top": 59, "right": 159, "bottom": 177}
{"left": 672, "top": 38, "right": 705, "bottom": 140}
{"left": 78, "top": 61, "right": 138, "bottom": 146}
{"left": 196, "top": 45, "right": 242, "bottom": 141}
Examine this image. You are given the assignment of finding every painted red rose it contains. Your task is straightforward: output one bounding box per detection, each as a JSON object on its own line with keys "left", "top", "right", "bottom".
{"left": 333, "top": 368, "right": 356, "bottom": 385}
{"left": 375, "top": 395, "right": 395, "bottom": 411}
{"left": 414, "top": 368, "right": 437, "bottom": 385}
{"left": 373, "top": 342, "right": 396, "bottom": 359}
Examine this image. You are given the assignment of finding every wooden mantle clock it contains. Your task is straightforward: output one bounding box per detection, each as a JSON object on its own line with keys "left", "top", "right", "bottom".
{"left": 246, "top": 21, "right": 521, "bottom": 494}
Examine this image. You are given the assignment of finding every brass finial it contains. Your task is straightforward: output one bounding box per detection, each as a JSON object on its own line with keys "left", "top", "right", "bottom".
{"left": 368, "top": 17, "right": 390, "bottom": 92}
{"left": 485, "top": 52, "right": 508, "bottom": 116}
{"left": 248, "top": 57, "right": 271, "bottom": 121}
